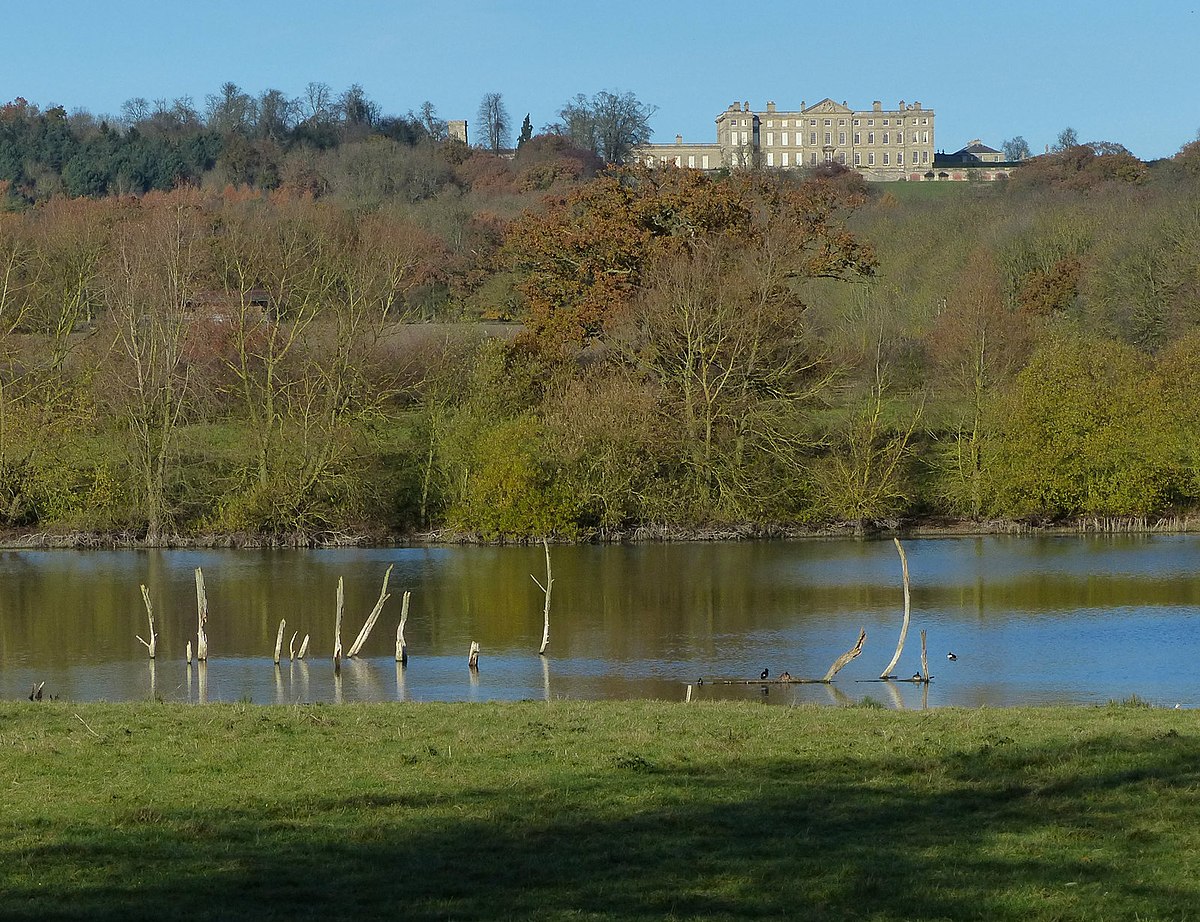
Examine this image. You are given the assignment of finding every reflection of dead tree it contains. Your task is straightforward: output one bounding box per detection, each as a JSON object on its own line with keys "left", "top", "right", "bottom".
{"left": 880, "top": 538, "right": 911, "bottom": 679}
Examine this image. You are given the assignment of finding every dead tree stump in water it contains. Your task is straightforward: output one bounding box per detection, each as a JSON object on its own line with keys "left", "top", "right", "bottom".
{"left": 273, "top": 619, "right": 286, "bottom": 665}
{"left": 880, "top": 538, "right": 911, "bottom": 679}
{"left": 395, "top": 590, "right": 410, "bottom": 664}
{"left": 194, "top": 568, "right": 209, "bottom": 662}
{"left": 532, "top": 539, "right": 553, "bottom": 655}
{"left": 822, "top": 628, "right": 867, "bottom": 682}
{"left": 348, "top": 564, "right": 393, "bottom": 657}
{"left": 137, "top": 585, "right": 158, "bottom": 659}
{"left": 468, "top": 641, "right": 480, "bottom": 671}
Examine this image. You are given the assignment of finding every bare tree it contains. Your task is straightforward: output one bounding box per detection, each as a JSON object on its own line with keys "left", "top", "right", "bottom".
{"left": 1002, "top": 136, "right": 1031, "bottom": 161}
{"left": 552, "top": 90, "right": 655, "bottom": 165}
{"left": 476, "top": 92, "right": 511, "bottom": 154}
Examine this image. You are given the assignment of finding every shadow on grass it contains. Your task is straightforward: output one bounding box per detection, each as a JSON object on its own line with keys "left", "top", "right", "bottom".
{"left": 5, "top": 725, "right": 1200, "bottom": 921}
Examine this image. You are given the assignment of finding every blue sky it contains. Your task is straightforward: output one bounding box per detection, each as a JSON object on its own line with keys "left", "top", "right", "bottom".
{"left": 3, "top": 0, "right": 1198, "bottom": 160}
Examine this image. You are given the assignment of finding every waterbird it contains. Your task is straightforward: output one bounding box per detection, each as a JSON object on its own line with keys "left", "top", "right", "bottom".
{"left": 760, "top": 668, "right": 770, "bottom": 680}
{"left": 947, "top": 652, "right": 957, "bottom": 661}
{"left": 912, "top": 673, "right": 923, "bottom": 681}
{"left": 779, "top": 671, "right": 792, "bottom": 682}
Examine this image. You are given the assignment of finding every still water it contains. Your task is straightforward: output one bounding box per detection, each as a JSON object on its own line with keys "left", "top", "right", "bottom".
{"left": 1, "top": 535, "right": 1198, "bottom": 708}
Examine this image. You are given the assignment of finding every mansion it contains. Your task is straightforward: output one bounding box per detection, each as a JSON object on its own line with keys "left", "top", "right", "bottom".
{"left": 639, "top": 98, "right": 937, "bottom": 181}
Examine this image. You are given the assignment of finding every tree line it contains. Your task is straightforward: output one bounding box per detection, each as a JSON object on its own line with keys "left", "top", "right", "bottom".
{"left": 0, "top": 117, "right": 1199, "bottom": 542}
{"left": 0, "top": 85, "right": 653, "bottom": 206}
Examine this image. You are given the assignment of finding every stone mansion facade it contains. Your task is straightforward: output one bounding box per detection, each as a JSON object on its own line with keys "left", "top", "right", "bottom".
{"left": 638, "top": 98, "right": 936, "bottom": 181}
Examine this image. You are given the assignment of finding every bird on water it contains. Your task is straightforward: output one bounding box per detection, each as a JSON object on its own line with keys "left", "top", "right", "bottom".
{"left": 947, "top": 652, "right": 957, "bottom": 661}
{"left": 760, "top": 668, "right": 770, "bottom": 680}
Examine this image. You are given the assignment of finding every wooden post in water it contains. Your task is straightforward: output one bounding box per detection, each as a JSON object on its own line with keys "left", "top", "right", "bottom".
{"left": 194, "top": 568, "right": 208, "bottom": 661}
{"left": 822, "top": 628, "right": 867, "bottom": 682}
{"left": 468, "top": 641, "right": 480, "bottom": 671}
{"left": 186, "top": 640, "right": 192, "bottom": 665}
{"left": 333, "top": 577, "right": 344, "bottom": 672}
{"left": 880, "top": 538, "right": 911, "bottom": 679}
{"left": 532, "top": 539, "right": 554, "bottom": 655}
{"left": 920, "top": 629, "right": 930, "bottom": 683}
{"left": 273, "top": 619, "right": 286, "bottom": 665}
{"left": 136, "top": 584, "right": 158, "bottom": 659}
{"left": 298, "top": 633, "right": 310, "bottom": 659}
{"left": 348, "top": 564, "right": 394, "bottom": 657}
{"left": 395, "top": 590, "right": 410, "bottom": 664}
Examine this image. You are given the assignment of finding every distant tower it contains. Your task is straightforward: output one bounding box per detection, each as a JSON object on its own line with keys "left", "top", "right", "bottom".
{"left": 447, "top": 120, "right": 468, "bottom": 144}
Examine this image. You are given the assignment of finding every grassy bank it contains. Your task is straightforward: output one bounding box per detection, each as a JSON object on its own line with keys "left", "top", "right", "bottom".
{"left": 3, "top": 701, "right": 1197, "bottom": 920}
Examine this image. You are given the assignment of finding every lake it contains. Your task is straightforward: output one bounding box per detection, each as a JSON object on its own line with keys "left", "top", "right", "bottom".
{"left": 2, "top": 535, "right": 1198, "bottom": 708}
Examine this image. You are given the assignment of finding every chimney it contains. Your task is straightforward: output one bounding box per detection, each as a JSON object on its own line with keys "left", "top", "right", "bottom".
{"left": 766, "top": 101, "right": 776, "bottom": 113}
{"left": 873, "top": 101, "right": 882, "bottom": 112}
{"left": 675, "top": 134, "right": 683, "bottom": 145}
{"left": 914, "top": 102, "right": 922, "bottom": 111}
{"left": 743, "top": 101, "right": 749, "bottom": 111}
{"left": 899, "top": 100, "right": 906, "bottom": 111}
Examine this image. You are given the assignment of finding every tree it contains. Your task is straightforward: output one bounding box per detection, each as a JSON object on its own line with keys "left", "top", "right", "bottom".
{"left": 517, "top": 113, "right": 533, "bottom": 149}
{"left": 1001, "top": 136, "right": 1031, "bottom": 161}
{"left": 552, "top": 90, "right": 655, "bottom": 165}
{"left": 205, "top": 82, "right": 255, "bottom": 136}
{"left": 1053, "top": 127, "right": 1079, "bottom": 152}
{"left": 476, "top": 92, "right": 510, "bottom": 154}
{"left": 504, "top": 165, "right": 875, "bottom": 347}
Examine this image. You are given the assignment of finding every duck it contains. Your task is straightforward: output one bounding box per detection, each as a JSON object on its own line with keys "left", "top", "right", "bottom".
{"left": 912, "top": 672, "right": 923, "bottom": 681}
{"left": 760, "top": 668, "right": 770, "bottom": 681}
{"left": 947, "top": 652, "right": 957, "bottom": 661}
{"left": 779, "top": 671, "right": 792, "bottom": 682}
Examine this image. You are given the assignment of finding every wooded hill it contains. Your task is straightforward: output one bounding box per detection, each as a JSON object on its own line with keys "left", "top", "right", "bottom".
{"left": 2, "top": 97, "right": 1200, "bottom": 541}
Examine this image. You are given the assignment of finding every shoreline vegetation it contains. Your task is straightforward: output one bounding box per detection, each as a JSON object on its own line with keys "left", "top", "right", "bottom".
{"left": 4, "top": 699, "right": 1199, "bottom": 920}
{"left": 3, "top": 94, "right": 1200, "bottom": 546}
{"left": 3, "top": 513, "right": 1198, "bottom": 549}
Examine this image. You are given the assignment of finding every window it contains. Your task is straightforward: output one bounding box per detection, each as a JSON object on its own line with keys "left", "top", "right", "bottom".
{"left": 730, "top": 119, "right": 738, "bottom": 127}
{"left": 854, "top": 152, "right": 861, "bottom": 165}
{"left": 767, "top": 152, "right": 774, "bottom": 166}
{"left": 883, "top": 132, "right": 889, "bottom": 144}
{"left": 853, "top": 118, "right": 860, "bottom": 126}
{"left": 868, "top": 132, "right": 875, "bottom": 144}
{"left": 896, "top": 131, "right": 903, "bottom": 144}
{"left": 782, "top": 152, "right": 789, "bottom": 167}
{"left": 897, "top": 119, "right": 904, "bottom": 127}
{"left": 825, "top": 150, "right": 833, "bottom": 162}
{"left": 810, "top": 152, "right": 817, "bottom": 164}
{"left": 809, "top": 119, "right": 817, "bottom": 126}
{"left": 688, "top": 155, "right": 696, "bottom": 168}
{"left": 766, "top": 132, "right": 774, "bottom": 146}
{"left": 868, "top": 119, "right": 874, "bottom": 126}
{"left": 922, "top": 131, "right": 929, "bottom": 143}
{"left": 838, "top": 151, "right": 846, "bottom": 164}
{"left": 839, "top": 132, "right": 846, "bottom": 145}
{"left": 921, "top": 150, "right": 929, "bottom": 162}
{"left": 883, "top": 152, "right": 889, "bottom": 165}
{"left": 782, "top": 131, "right": 789, "bottom": 145}
{"left": 702, "top": 155, "right": 710, "bottom": 169}
{"left": 839, "top": 118, "right": 846, "bottom": 126}
{"left": 741, "top": 131, "right": 748, "bottom": 145}
{"left": 824, "top": 118, "right": 831, "bottom": 126}
{"left": 853, "top": 132, "right": 860, "bottom": 144}
{"left": 868, "top": 152, "right": 875, "bottom": 165}
{"left": 825, "top": 131, "right": 831, "bottom": 145}
{"left": 810, "top": 131, "right": 817, "bottom": 145}
{"left": 897, "top": 151, "right": 903, "bottom": 165}
{"left": 922, "top": 118, "right": 928, "bottom": 125}
{"left": 883, "top": 118, "right": 889, "bottom": 126}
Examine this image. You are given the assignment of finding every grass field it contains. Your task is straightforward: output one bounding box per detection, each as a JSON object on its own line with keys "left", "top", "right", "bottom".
{"left": 2, "top": 700, "right": 1197, "bottom": 920}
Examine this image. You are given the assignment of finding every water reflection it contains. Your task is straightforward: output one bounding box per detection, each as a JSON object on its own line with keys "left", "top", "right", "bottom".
{"left": 1, "top": 536, "right": 1199, "bottom": 707}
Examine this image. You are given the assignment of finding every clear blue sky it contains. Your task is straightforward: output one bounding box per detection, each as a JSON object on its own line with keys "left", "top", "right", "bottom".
{"left": 3, "top": 0, "right": 1198, "bottom": 160}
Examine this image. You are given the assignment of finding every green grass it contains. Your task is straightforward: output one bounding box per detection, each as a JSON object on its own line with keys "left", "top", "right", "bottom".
{"left": 3, "top": 700, "right": 1198, "bottom": 920}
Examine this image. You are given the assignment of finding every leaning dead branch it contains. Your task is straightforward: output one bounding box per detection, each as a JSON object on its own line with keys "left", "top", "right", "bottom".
{"left": 822, "top": 628, "right": 867, "bottom": 682}
{"left": 194, "top": 568, "right": 208, "bottom": 661}
{"left": 136, "top": 584, "right": 158, "bottom": 659}
{"left": 297, "top": 634, "right": 310, "bottom": 659}
{"left": 347, "top": 564, "right": 394, "bottom": 657}
{"left": 880, "top": 538, "right": 911, "bottom": 679}
{"left": 532, "top": 539, "right": 554, "bottom": 655}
